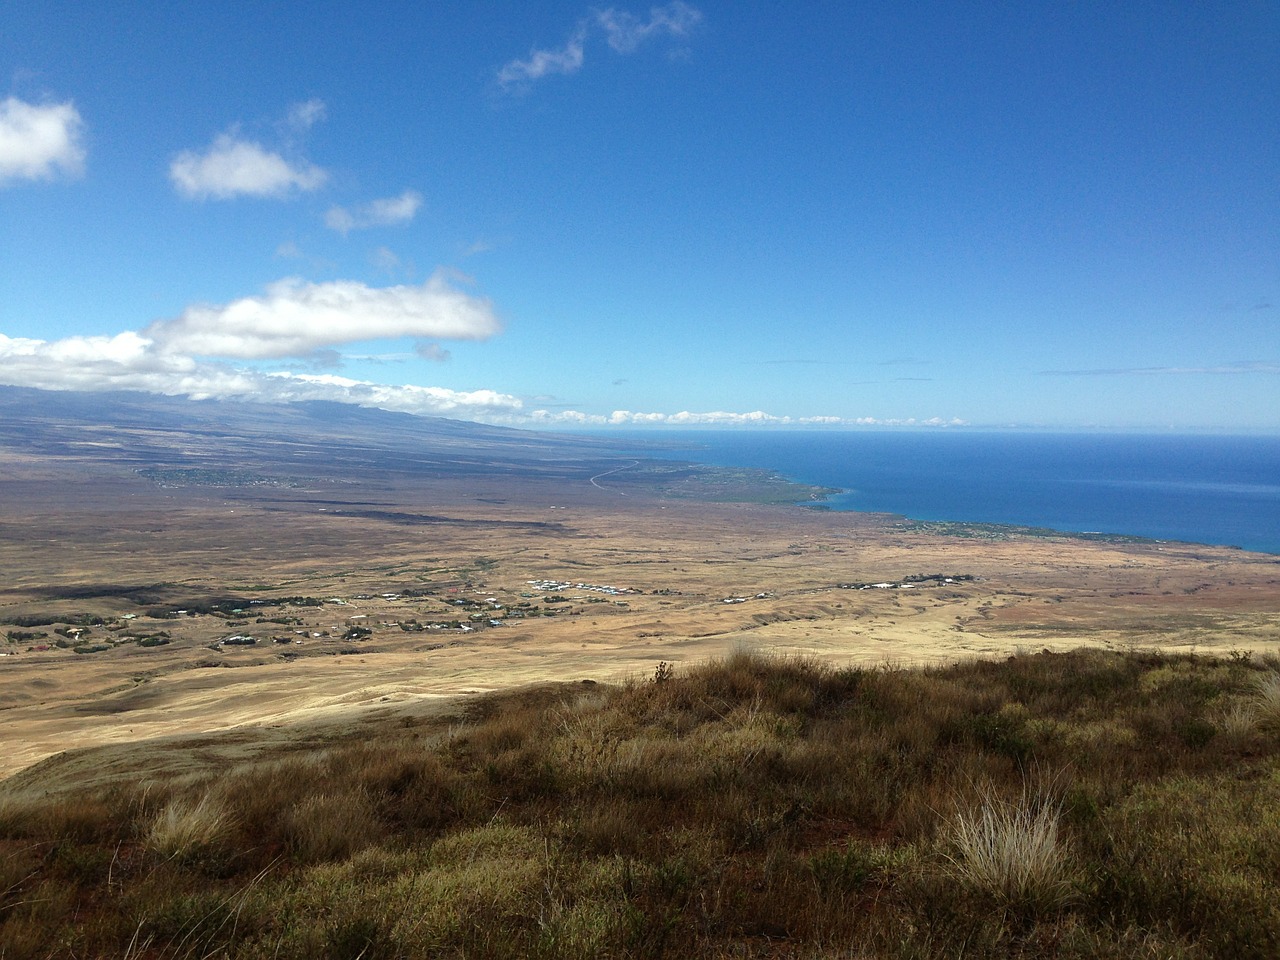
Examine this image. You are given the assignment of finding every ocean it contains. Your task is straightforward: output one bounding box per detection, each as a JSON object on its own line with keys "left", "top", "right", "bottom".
{"left": 623, "top": 431, "right": 1280, "bottom": 556}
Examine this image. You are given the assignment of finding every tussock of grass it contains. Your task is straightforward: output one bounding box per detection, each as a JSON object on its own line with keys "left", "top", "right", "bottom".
{"left": 146, "top": 792, "right": 232, "bottom": 862}
{"left": 1253, "top": 670, "right": 1280, "bottom": 731}
{"left": 2, "top": 648, "right": 1278, "bottom": 958}
{"left": 945, "top": 790, "right": 1074, "bottom": 913}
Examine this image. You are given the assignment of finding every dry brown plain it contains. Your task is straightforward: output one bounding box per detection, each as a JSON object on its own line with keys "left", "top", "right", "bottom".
{"left": 4, "top": 438, "right": 1279, "bottom": 787}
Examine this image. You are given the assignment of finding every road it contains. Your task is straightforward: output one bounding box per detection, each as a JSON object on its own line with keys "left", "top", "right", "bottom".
{"left": 589, "top": 460, "right": 640, "bottom": 494}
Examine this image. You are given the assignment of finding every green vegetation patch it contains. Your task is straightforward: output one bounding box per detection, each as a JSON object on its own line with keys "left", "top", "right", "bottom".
{"left": 898, "top": 518, "right": 1161, "bottom": 545}
{"left": 616, "top": 460, "right": 838, "bottom": 505}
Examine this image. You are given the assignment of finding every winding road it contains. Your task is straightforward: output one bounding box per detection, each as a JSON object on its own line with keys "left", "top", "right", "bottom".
{"left": 589, "top": 459, "right": 641, "bottom": 494}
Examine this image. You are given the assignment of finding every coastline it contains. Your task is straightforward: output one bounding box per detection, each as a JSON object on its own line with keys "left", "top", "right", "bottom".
{"left": 624, "top": 430, "right": 1280, "bottom": 557}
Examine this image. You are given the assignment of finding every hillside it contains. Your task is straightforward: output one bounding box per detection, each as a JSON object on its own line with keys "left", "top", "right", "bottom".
{"left": 3, "top": 649, "right": 1280, "bottom": 958}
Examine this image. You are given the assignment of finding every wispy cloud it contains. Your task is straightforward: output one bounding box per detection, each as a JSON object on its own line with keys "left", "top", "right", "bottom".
{"left": 0, "top": 96, "right": 85, "bottom": 185}
{"left": 326, "top": 189, "right": 423, "bottom": 235}
{"left": 284, "top": 98, "right": 326, "bottom": 132}
{"left": 596, "top": 2, "right": 702, "bottom": 53}
{"left": 498, "top": 25, "right": 589, "bottom": 88}
{"left": 170, "top": 102, "right": 328, "bottom": 199}
{"left": 1041, "top": 361, "right": 1280, "bottom": 376}
{"left": 414, "top": 342, "right": 452, "bottom": 362}
{"left": 369, "top": 246, "right": 404, "bottom": 275}
{"left": 497, "top": 3, "right": 702, "bottom": 90}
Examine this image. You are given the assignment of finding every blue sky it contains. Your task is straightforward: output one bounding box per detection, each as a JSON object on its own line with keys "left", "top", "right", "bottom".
{"left": 1, "top": 1, "right": 1276, "bottom": 430}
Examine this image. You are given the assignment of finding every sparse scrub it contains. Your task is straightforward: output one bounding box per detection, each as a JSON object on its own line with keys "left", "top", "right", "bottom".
{"left": 2, "top": 648, "right": 1279, "bottom": 958}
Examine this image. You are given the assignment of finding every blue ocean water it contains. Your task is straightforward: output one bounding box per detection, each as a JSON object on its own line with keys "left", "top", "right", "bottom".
{"left": 626, "top": 431, "right": 1280, "bottom": 556}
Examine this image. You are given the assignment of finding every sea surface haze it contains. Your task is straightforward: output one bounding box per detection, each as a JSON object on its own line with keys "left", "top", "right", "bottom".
{"left": 627, "top": 431, "right": 1280, "bottom": 556}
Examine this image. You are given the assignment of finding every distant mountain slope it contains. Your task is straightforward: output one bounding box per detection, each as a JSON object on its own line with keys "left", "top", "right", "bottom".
{"left": 0, "top": 386, "right": 646, "bottom": 477}
{"left": 0, "top": 387, "right": 830, "bottom": 503}
{"left": 0, "top": 386, "right": 611, "bottom": 450}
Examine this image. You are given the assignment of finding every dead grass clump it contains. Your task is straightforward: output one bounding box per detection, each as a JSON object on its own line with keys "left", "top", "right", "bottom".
{"left": 1214, "top": 701, "right": 1258, "bottom": 743}
{"left": 944, "top": 790, "right": 1075, "bottom": 913}
{"left": 146, "top": 792, "right": 232, "bottom": 862}
{"left": 1252, "top": 671, "right": 1280, "bottom": 731}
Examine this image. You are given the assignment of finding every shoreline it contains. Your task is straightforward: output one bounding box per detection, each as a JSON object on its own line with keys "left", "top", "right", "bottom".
{"left": 633, "top": 432, "right": 1280, "bottom": 557}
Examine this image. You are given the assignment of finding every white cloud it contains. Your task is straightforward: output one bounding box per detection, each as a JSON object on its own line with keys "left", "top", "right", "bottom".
{"left": 170, "top": 132, "right": 327, "bottom": 199}
{"left": 529, "top": 408, "right": 966, "bottom": 427}
{"left": 0, "top": 97, "right": 85, "bottom": 185}
{"left": 596, "top": 2, "right": 702, "bottom": 53}
{"left": 0, "top": 268, "right": 504, "bottom": 418}
{"left": 0, "top": 331, "right": 251, "bottom": 398}
{"left": 0, "top": 332, "right": 522, "bottom": 417}
{"left": 497, "top": 3, "right": 701, "bottom": 89}
{"left": 0, "top": 258, "right": 958, "bottom": 428}
{"left": 326, "top": 189, "right": 423, "bottom": 235}
{"left": 0, "top": 329, "right": 961, "bottom": 428}
{"left": 497, "top": 25, "right": 588, "bottom": 88}
{"left": 144, "top": 271, "right": 500, "bottom": 359}
{"left": 267, "top": 374, "right": 523, "bottom": 417}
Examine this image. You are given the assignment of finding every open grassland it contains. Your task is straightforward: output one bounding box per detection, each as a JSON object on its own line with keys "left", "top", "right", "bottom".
{"left": 3, "top": 648, "right": 1280, "bottom": 959}
{"left": 3, "top": 466, "right": 1279, "bottom": 781}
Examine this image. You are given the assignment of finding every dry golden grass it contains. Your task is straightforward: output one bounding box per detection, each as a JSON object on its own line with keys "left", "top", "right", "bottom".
{"left": 1253, "top": 670, "right": 1280, "bottom": 731}
{"left": 146, "top": 792, "right": 233, "bottom": 862}
{"left": 945, "top": 790, "right": 1075, "bottom": 913}
{"left": 4, "top": 456, "right": 1279, "bottom": 784}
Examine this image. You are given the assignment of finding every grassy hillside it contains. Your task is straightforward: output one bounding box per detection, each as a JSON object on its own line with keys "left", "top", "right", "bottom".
{"left": 3, "top": 648, "right": 1279, "bottom": 958}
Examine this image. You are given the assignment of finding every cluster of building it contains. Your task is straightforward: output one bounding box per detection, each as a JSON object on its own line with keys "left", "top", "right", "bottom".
{"left": 526, "top": 579, "right": 638, "bottom": 597}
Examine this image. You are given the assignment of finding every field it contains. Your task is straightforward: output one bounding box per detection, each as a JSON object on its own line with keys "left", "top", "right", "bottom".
{"left": 3, "top": 391, "right": 1280, "bottom": 956}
